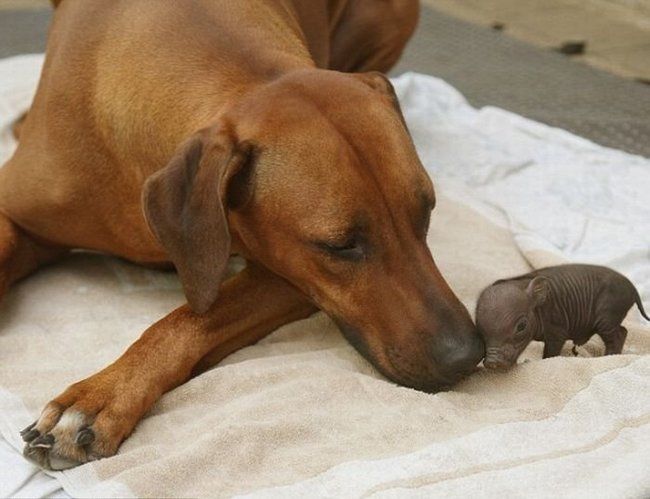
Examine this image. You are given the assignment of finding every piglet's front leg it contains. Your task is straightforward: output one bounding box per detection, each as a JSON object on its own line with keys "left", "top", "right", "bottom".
{"left": 542, "top": 326, "right": 569, "bottom": 359}
{"left": 543, "top": 339, "right": 564, "bottom": 359}
{"left": 21, "top": 264, "right": 315, "bottom": 470}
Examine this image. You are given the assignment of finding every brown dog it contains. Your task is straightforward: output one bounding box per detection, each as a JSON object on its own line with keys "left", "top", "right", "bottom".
{"left": 2, "top": 0, "right": 484, "bottom": 469}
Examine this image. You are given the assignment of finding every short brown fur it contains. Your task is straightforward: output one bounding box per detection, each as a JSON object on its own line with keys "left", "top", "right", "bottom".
{"left": 7, "top": 0, "right": 485, "bottom": 469}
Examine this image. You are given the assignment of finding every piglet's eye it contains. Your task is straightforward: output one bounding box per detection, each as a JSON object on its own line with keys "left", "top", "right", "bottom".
{"left": 515, "top": 320, "right": 527, "bottom": 333}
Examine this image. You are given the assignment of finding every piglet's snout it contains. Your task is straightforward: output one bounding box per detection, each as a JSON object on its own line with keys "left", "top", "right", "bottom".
{"left": 484, "top": 348, "right": 511, "bottom": 371}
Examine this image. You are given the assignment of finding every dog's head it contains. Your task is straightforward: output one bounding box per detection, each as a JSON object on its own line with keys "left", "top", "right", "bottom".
{"left": 143, "top": 70, "right": 484, "bottom": 391}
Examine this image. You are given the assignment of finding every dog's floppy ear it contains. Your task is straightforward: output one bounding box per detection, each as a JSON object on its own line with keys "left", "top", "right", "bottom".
{"left": 142, "top": 127, "right": 255, "bottom": 314}
{"left": 356, "top": 71, "right": 409, "bottom": 131}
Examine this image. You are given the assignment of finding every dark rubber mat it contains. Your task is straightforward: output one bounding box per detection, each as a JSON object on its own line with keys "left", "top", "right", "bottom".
{"left": 0, "top": 9, "right": 51, "bottom": 58}
{"left": 394, "top": 7, "right": 650, "bottom": 158}
{"left": 1, "top": 5, "right": 649, "bottom": 157}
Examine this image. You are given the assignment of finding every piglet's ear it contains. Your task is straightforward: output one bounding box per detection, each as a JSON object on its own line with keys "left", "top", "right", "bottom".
{"left": 526, "top": 276, "right": 550, "bottom": 307}
{"left": 142, "top": 126, "right": 256, "bottom": 314}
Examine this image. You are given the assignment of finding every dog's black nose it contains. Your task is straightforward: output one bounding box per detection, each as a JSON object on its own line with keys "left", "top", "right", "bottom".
{"left": 432, "top": 327, "right": 485, "bottom": 382}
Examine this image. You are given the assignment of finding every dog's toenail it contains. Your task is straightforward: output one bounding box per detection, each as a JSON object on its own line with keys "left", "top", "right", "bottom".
{"left": 20, "top": 422, "right": 36, "bottom": 436}
{"left": 75, "top": 427, "right": 95, "bottom": 446}
{"left": 22, "top": 428, "right": 40, "bottom": 442}
{"left": 24, "top": 445, "right": 53, "bottom": 470}
{"left": 30, "top": 434, "right": 54, "bottom": 448}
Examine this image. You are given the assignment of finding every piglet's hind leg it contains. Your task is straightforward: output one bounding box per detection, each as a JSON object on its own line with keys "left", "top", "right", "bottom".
{"left": 599, "top": 326, "right": 627, "bottom": 355}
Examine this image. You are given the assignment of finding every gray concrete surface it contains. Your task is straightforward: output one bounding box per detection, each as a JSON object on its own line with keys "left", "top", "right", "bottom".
{"left": 1, "top": 5, "right": 649, "bottom": 157}
{"left": 0, "top": 8, "right": 50, "bottom": 58}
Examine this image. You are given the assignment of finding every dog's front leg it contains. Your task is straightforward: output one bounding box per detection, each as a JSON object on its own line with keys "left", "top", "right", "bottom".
{"left": 21, "top": 263, "right": 316, "bottom": 470}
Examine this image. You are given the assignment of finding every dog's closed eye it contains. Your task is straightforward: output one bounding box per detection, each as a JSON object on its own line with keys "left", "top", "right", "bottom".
{"left": 314, "top": 237, "right": 364, "bottom": 260}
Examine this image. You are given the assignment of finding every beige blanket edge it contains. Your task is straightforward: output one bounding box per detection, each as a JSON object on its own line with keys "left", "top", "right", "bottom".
{"left": 0, "top": 193, "right": 648, "bottom": 498}
{"left": 0, "top": 55, "right": 648, "bottom": 498}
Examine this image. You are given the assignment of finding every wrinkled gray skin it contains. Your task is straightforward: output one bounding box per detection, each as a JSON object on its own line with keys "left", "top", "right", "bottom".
{"left": 476, "top": 264, "right": 649, "bottom": 371}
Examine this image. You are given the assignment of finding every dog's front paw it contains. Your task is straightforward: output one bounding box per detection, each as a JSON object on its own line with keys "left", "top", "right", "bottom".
{"left": 21, "top": 374, "right": 141, "bottom": 470}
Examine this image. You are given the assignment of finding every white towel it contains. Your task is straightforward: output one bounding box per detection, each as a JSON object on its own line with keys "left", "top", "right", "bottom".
{"left": 0, "top": 55, "right": 648, "bottom": 498}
